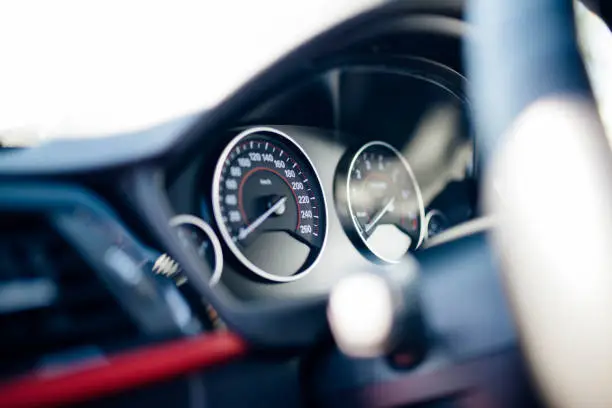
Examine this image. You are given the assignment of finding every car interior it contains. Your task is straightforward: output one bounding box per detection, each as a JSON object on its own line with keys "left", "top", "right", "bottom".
{"left": 0, "top": 0, "right": 611, "bottom": 407}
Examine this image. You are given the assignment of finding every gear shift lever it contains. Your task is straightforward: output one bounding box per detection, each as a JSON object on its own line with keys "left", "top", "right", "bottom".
{"left": 327, "top": 258, "right": 426, "bottom": 366}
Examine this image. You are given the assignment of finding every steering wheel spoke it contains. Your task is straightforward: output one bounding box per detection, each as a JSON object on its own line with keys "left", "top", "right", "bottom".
{"left": 469, "top": 0, "right": 612, "bottom": 406}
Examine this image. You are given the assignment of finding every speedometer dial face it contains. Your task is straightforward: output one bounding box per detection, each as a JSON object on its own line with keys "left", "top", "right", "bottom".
{"left": 212, "top": 127, "right": 327, "bottom": 282}
{"left": 346, "top": 141, "right": 425, "bottom": 263}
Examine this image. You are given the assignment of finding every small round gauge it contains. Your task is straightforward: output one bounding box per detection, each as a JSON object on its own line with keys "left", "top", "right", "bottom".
{"left": 212, "top": 127, "right": 328, "bottom": 282}
{"left": 345, "top": 141, "right": 425, "bottom": 263}
{"left": 424, "top": 210, "right": 449, "bottom": 239}
{"left": 165, "top": 214, "right": 223, "bottom": 287}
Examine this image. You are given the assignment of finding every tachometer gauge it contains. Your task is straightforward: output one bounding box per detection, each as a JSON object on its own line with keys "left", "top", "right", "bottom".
{"left": 212, "top": 127, "right": 328, "bottom": 282}
{"left": 344, "top": 141, "right": 425, "bottom": 263}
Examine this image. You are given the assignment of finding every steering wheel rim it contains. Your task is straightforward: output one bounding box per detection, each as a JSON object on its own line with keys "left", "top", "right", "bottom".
{"left": 467, "top": 1, "right": 612, "bottom": 406}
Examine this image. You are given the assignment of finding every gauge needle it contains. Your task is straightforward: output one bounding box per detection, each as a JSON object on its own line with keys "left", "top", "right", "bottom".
{"left": 236, "top": 196, "right": 288, "bottom": 241}
{"left": 364, "top": 197, "right": 396, "bottom": 234}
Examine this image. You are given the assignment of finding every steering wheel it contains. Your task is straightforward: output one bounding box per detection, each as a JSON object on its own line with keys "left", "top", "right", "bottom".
{"left": 468, "top": 0, "right": 612, "bottom": 407}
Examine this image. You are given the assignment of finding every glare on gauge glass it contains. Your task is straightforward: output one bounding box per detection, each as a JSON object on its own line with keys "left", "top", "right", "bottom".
{"left": 340, "top": 141, "right": 425, "bottom": 263}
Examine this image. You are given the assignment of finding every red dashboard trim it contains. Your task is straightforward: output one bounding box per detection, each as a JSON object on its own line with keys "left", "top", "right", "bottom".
{"left": 0, "top": 332, "right": 248, "bottom": 408}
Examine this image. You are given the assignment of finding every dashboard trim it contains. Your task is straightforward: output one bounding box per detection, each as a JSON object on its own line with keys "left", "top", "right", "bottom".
{"left": 0, "top": 331, "right": 247, "bottom": 408}
{"left": 422, "top": 216, "right": 495, "bottom": 249}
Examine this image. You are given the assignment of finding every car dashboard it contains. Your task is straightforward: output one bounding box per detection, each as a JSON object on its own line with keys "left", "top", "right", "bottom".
{"left": 166, "top": 55, "right": 477, "bottom": 303}
{"left": 0, "top": 3, "right": 516, "bottom": 407}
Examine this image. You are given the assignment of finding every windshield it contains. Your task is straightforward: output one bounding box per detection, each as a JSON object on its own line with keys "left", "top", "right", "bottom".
{"left": 0, "top": 0, "right": 377, "bottom": 146}
{"left": 0, "top": 1, "right": 610, "bottom": 147}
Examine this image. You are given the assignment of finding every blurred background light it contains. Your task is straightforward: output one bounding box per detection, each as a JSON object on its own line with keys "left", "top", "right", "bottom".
{"left": 0, "top": 0, "right": 379, "bottom": 146}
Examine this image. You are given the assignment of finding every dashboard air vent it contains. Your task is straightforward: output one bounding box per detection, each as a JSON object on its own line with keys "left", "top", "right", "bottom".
{"left": 0, "top": 213, "right": 139, "bottom": 378}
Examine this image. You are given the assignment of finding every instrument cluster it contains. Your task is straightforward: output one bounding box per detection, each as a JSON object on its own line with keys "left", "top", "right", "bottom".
{"left": 165, "top": 57, "right": 476, "bottom": 301}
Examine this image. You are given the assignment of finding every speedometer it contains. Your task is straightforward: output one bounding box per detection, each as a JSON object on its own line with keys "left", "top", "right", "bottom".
{"left": 343, "top": 141, "right": 425, "bottom": 263}
{"left": 212, "top": 127, "right": 328, "bottom": 282}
